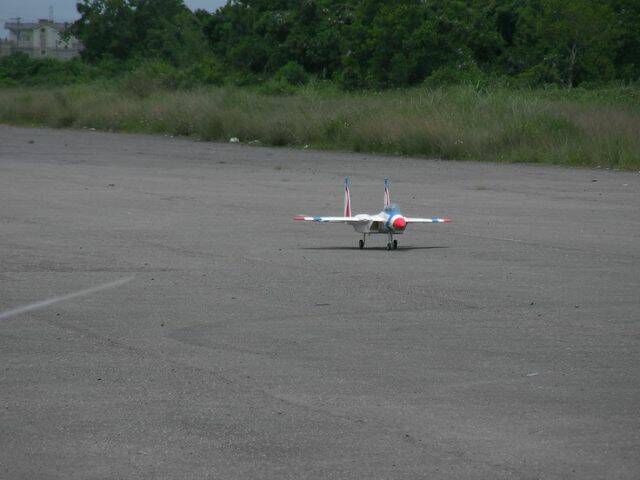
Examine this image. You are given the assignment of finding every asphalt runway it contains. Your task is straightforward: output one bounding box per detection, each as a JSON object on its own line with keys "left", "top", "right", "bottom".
{"left": 1, "top": 125, "right": 639, "bottom": 479}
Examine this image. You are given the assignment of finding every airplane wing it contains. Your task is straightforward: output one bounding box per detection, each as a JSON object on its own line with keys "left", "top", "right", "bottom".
{"left": 405, "top": 217, "right": 451, "bottom": 223}
{"left": 293, "top": 215, "right": 371, "bottom": 224}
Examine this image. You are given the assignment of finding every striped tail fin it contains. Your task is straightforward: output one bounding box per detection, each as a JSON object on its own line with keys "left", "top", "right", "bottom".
{"left": 384, "top": 178, "right": 391, "bottom": 208}
{"left": 344, "top": 177, "right": 352, "bottom": 217}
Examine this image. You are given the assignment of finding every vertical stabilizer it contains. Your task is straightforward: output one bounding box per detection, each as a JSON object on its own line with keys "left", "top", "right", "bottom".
{"left": 344, "top": 178, "right": 352, "bottom": 217}
{"left": 384, "top": 178, "right": 391, "bottom": 208}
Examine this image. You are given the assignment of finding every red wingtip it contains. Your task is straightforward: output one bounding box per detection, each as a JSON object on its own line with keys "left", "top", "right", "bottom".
{"left": 444, "top": 217, "right": 452, "bottom": 223}
{"left": 293, "top": 215, "right": 305, "bottom": 221}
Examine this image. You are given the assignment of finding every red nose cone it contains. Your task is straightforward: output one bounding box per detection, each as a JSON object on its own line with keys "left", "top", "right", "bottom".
{"left": 392, "top": 216, "right": 407, "bottom": 230}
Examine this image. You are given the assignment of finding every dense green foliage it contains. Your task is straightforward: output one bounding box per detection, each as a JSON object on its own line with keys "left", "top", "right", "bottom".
{"left": 1, "top": 0, "right": 639, "bottom": 89}
{"left": 0, "top": 53, "right": 94, "bottom": 87}
{"left": 69, "top": 0, "right": 210, "bottom": 65}
{"left": 64, "top": 0, "right": 640, "bottom": 89}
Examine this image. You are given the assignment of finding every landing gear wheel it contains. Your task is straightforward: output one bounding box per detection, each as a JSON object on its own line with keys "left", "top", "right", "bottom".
{"left": 387, "top": 242, "right": 392, "bottom": 251}
{"left": 359, "top": 239, "right": 365, "bottom": 249}
{"left": 392, "top": 239, "right": 398, "bottom": 250}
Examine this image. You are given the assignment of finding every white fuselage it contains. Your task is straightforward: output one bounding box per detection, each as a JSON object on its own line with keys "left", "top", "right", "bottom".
{"left": 352, "top": 206, "right": 407, "bottom": 235}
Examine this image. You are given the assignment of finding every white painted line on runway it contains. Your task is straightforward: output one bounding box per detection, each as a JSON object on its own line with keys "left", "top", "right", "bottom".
{"left": 0, "top": 276, "right": 135, "bottom": 321}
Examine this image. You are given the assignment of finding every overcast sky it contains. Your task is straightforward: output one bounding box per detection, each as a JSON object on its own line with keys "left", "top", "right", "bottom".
{"left": 1, "top": 0, "right": 226, "bottom": 38}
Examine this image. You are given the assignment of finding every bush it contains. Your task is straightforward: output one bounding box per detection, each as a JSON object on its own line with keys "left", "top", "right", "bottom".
{"left": 516, "top": 63, "right": 564, "bottom": 88}
{"left": 257, "top": 78, "right": 297, "bottom": 95}
{"left": 275, "top": 61, "right": 308, "bottom": 86}
{"left": 0, "top": 78, "right": 19, "bottom": 88}
{"left": 423, "top": 63, "right": 487, "bottom": 89}
{"left": 0, "top": 53, "right": 32, "bottom": 83}
{"left": 183, "top": 57, "right": 227, "bottom": 87}
{"left": 0, "top": 53, "right": 94, "bottom": 87}
{"left": 118, "top": 60, "right": 184, "bottom": 97}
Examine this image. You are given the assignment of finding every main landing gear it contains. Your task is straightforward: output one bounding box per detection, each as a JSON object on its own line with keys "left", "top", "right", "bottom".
{"left": 358, "top": 234, "right": 398, "bottom": 250}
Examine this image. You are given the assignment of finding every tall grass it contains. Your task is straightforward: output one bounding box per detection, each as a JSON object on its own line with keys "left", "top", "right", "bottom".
{"left": 1, "top": 82, "right": 639, "bottom": 169}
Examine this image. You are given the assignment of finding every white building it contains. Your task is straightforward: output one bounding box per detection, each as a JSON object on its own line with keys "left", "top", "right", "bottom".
{"left": 2, "top": 19, "right": 82, "bottom": 60}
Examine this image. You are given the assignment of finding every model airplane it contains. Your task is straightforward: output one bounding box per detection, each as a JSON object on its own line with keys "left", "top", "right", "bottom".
{"left": 294, "top": 178, "right": 451, "bottom": 250}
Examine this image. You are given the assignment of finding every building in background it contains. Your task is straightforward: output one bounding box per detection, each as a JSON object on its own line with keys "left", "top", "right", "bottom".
{"left": 2, "top": 19, "right": 82, "bottom": 60}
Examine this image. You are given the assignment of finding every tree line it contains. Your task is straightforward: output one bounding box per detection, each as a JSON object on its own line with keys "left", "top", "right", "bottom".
{"left": 3, "top": 0, "right": 640, "bottom": 89}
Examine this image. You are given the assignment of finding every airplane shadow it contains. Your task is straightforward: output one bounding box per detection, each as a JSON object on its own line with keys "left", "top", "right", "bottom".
{"left": 300, "top": 245, "right": 449, "bottom": 251}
